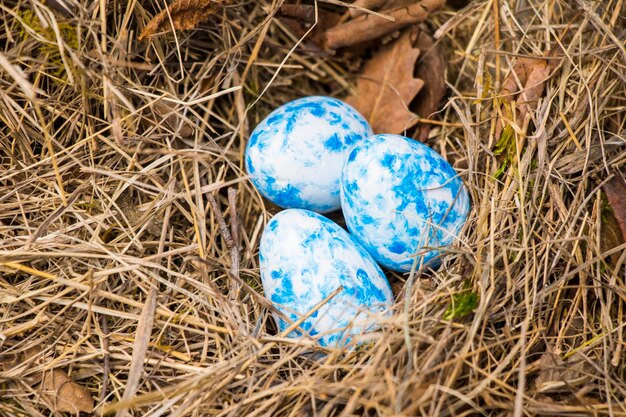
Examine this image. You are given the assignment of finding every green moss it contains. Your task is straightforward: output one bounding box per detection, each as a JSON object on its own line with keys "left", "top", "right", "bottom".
{"left": 444, "top": 291, "right": 479, "bottom": 320}
{"left": 530, "top": 158, "right": 539, "bottom": 171}
{"left": 100, "top": 226, "right": 120, "bottom": 243}
{"left": 17, "top": 9, "right": 79, "bottom": 79}
{"left": 493, "top": 124, "right": 515, "bottom": 180}
{"left": 600, "top": 191, "right": 613, "bottom": 223}
{"left": 75, "top": 201, "right": 99, "bottom": 212}
{"left": 243, "top": 275, "right": 262, "bottom": 292}
{"left": 472, "top": 70, "right": 493, "bottom": 104}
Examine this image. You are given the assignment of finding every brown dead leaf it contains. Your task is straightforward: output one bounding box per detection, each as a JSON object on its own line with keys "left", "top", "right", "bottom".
{"left": 139, "top": 0, "right": 231, "bottom": 41}
{"left": 410, "top": 26, "right": 447, "bottom": 141}
{"left": 144, "top": 99, "right": 194, "bottom": 138}
{"left": 326, "top": 0, "right": 445, "bottom": 49}
{"left": 390, "top": 280, "right": 405, "bottom": 298}
{"left": 40, "top": 369, "right": 94, "bottom": 413}
{"left": 603, "top": 169, "right": 626, "bottom": 242}
{"left": 349, "top": 0, "right": 387, "bottom": 18}
{"left": 117, "top": 191, "right": 163, "bottom": 237}
{"left": 535, "top": 351, "right": 591, "bottom": 393}
{"left": 495, "top": 51, "right": 558, "bottom": 139}
{"left": 601, "top": 170, "right": 626, "bottom": 268}
{"left": 279, "top": 4, "right": 341, "bottom": 52}
{"left": 499, "top": 57, "right": 540, "bottom": 99}
{"left": 346, "top": 27, "right": 425, "bottom": 134}
{"left": 0, "top": 346, "right": 93, "bottom": 414}
{"left": 348, "top": 0, "right": 414, "bottom": 18}
{"left": 600, "top": 205, "right": 624, "bottom": 268}
{"left": 0, "top": 352, "right": 21, "bottom": 371}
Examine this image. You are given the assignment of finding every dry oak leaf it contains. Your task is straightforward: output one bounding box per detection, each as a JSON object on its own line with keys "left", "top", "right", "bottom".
{"left": 139, "top": 0, "right": 231, "bottom": 41}
{"left": 40, "top": 369, "right": 94, "bottom": 413}
{"left": 346, "top": 27, "right": 424, "bottom": 135}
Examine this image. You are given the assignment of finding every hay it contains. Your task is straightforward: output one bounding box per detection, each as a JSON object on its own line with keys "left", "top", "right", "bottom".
{"left": 1, "top": 0, "right": 625, "bottom": 415}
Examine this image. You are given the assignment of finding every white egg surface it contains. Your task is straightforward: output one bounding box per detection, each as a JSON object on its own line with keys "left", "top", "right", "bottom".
{"left": 245, "top": 96, "right": 373, "bottom": 213}
{"left": 259, "top": 209, "right": 393, "bottom": 348}
{"left": 341, "top": 134, "right": 470, "bottom": 272}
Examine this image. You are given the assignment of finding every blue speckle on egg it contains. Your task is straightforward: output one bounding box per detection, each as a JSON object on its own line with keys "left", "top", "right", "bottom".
{"left": 259, "top": 209, "right": 394, "bottom": 348}
{"left": 340, "top": 134, "right": 471, "bottom": 272}
{"left": 245, "top": 97, "right": 373, "bottom": 213}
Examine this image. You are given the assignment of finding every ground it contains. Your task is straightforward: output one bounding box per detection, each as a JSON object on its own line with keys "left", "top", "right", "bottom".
{"left": 0, "top": 0, "right": 625, "bottom": 416}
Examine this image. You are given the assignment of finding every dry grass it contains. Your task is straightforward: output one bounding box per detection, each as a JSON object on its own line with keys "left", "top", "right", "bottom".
{"left": 1, "top": 0, "right": 625, "bottom": 416}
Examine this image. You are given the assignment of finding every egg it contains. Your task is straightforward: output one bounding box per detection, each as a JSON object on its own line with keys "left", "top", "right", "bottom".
{"left": 245, "top": 96, "right": 373, "bottom": 213}
{"left": 259, "top": 209, "right": 394, "bottom": 347}
{"left": 340, "top": 134, "right": 470, "bottom": 272}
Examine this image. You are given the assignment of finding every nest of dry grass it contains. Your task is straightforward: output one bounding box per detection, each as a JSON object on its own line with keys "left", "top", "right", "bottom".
{"left": 1, "top": 0, "right": 625, "bottom": 416}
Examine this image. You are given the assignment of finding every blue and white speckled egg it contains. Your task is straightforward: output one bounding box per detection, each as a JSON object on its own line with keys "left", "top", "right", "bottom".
{"left": 259, "top": 209, "right": 393, "bottom": 347}
{"left": 340, "top": 134, "right": 470, "bottom": 272}
{"left": 245, "top": 96, "right": 373, "bottom": 213}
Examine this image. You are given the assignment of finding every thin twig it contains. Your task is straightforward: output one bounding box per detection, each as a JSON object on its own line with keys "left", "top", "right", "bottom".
{"left": 100, "top": 315, "right": 110, "bottom": 403}
{"left": 207, "top": 191, "right": 241, "bottom": 296}
{"left": 227, "top": 187, "right": 240, "bottom": 272}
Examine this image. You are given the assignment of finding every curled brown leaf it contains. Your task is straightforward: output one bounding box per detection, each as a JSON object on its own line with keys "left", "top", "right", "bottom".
{"left": 326, "top": 0, "right": 445, "bottom": 49}
{"left": 139, "top": 0, "right": 231, "bottom": 41}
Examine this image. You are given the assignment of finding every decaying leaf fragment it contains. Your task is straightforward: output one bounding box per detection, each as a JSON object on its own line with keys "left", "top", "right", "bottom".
{"left": 535, "top": 351, "right": 592, "bottom": 393}
{"left": 40, "top": 369, "right": 94, "bottom": 413}
{"left": 144, "top": 99, "right": 194, "bottom": 138}
{"left": 5, "top": 347, "right": 95, "bottom": 414}
{"left": 495, "top": 51, "right": 558, "bottom": 139}
{"left": 139, "top": 0, "right": 232, "bottom": 41}
{"left": 596, "top": 170, "right": 626, "bottom": 270}
{"left": 346, "top": 27, "right": 425, "bottom": 134}
{"left": 279, "top": 4, "right": 341, "bottom": 52}
{"left": 602, "top": 169, "right": 626, "bottom": 247}
{"left": 600, "top": 201, "right": 624, "bottom": 268}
